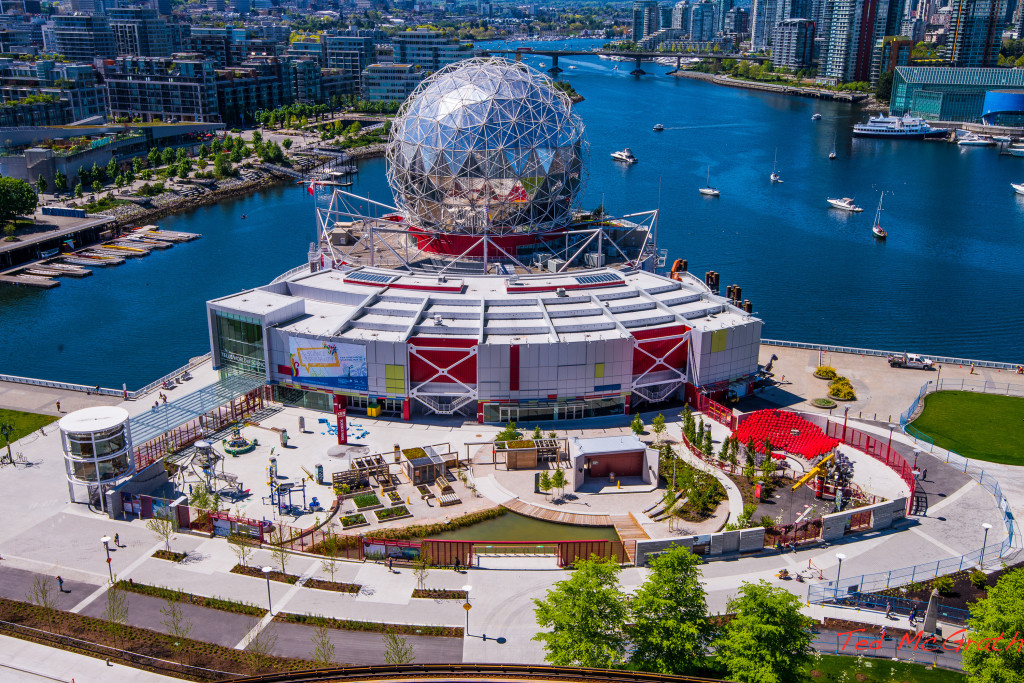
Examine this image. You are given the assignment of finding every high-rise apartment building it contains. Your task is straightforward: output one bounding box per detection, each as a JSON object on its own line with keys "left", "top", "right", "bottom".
{"left": 948, "top": 0, "right": 1005, "bottom": 66}
{"left": 673, "top": 0, "right": 692, "bottom": 29}
{"left": 870, "top": 34, "right": 913, "bottom": 83}
{"left": 772, "top": 18, "right": 816, "bottom": 67}
{"left": 725, "top": 6, "right": 751, "bottom": 32}
{"left": 714, "top": 0, "right": 735, "bottom": 32}
{"left": 108, "top": 8, "right": 172, "bottom": 57}
{"left": 690, "top": 0, "right": 717, "bottom": 39}
{"left": 824, "top": 0, "right": 899, "bottom": 82}
{"left": 660, "top": 3, "right": 676, "bottom": 28}
{"left": 392, "top": 29, "right": 465, "bottom": 72}
{"left": 105, "top": 54, "right": 220, "bottom": 122}
{"left": 51, "top": 15, "right": 116, "bottom": 62}
{"left": 632, "top": 0, "right": 661, "bottom": 40}
{"left": 361, "top": 63, "right": 423, "bottom": 101}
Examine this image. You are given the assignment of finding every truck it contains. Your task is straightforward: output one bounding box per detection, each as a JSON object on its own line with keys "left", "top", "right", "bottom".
{"left": 888, "top": 352, "right": 935, "bottom": 370}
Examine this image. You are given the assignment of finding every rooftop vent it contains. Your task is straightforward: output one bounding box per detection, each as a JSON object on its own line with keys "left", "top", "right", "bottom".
{"left": 433, "top": 314, "right": 444, "bottom": 326}
{"left": 556, "top": 287, "right": 568, "bottom": 297}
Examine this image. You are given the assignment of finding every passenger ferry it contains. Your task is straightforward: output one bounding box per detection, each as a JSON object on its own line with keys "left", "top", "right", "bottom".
{"left": 852, "top": 115, "right": 949, "bottom": 139}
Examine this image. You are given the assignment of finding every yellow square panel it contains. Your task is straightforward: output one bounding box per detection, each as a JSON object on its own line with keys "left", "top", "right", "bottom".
{"left": 595, "top": 362, "right": 605, "bottom": 378}
{"left": 711, "top": 329, "right": 728, "bottom": 353}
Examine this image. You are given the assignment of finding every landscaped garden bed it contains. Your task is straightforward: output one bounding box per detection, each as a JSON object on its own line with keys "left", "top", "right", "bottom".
{"left": 152, "top": 549, "right": 187, "bottom": 562}
{"left": 386, "top": 490, "right": 402, "bottom": 505}
{"left": 230, "top": 564, "right": 298, "bottom": 585}
{"left": 302, "top": 578, "right": 362, "bottom": 594}
{"left": 275, "top": 612, "right": 462, "bottom": 637}
{"left": 411, "top": 588, "right": 468, "bottom": 600}
{"left": 374, "top": 505, "right": 412, "bottom": 522}
{"left": 340, "top": 513, "right": 368, "bottom": 529}
{"left": 351, "top": 492, "right": 382, "bottom": 511}
{"left": 417, "top": 484, "right": 433, "bottom": 498}
{"left": 115, "top": 580, "right": 265, "bottom": 617}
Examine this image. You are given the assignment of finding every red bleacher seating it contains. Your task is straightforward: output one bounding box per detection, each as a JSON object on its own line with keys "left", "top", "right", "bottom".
{"left": 731, "top": 409, "right": 840, "bottom": 460}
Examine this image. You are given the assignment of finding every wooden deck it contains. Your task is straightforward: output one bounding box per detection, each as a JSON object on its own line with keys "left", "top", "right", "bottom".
{"left": 501, "top": 498, "right": 613, "bottom": 526}
{"left": 610, "top": 513, "right": 650, "bottom": 565}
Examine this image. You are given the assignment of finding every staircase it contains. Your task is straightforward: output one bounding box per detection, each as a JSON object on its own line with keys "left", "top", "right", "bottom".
{"left": 909, "top": 491, "right": 929, "bottom": 516}
{"left": 413, "top": 393, "right": 475, "bottom": 415}
{"left": 610, "top": 513, "right": 650, "bottom": 565}
{"left": 632, "top": 381, "right": 682, "bottom": 405}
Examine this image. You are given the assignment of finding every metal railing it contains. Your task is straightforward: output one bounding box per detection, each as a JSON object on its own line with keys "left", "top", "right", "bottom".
{"left": 761, "top": 338, "right": 1024, "bottom": 370}
{"left": 129, "top": 353, "right": 212, "bottom": 399}
{"left": 271, "top": 263, "right": 311, "bottom": 284}
{"left": 808, "top": 585, "right": 972, "bottom": 624}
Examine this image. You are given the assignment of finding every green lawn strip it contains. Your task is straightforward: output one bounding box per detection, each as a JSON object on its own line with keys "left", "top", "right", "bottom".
{"left": 275, "top": 612, "right": 462, "bottom": 637}
{"left": 0, "top": 408, "right": 58, "bottom": 445}
{"left": 910, "top": 391, "right": 1024, "bottom": 465}
{"left": 115, "top": 580, "right": 265, "bottom": 617}
{"left": 230, "top": 564, "right": 297, "bottom": 584}
{"left": 806, "top": 653, "right": 965, "bottom": 682}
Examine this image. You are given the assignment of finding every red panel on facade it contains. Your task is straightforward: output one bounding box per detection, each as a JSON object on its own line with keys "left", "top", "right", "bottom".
{"left": 587, "top": 452, "right": 643, "bottom": 478}
{"left": 510, "top": 344, "right": 520, "bottom": 391}
{"left": 277, "top": 364, "right": 293, "bottom": 376}
{"left": 408, "top": 337, "right": 478, "bottom": 384}
{"left": 632, "top": 324, "right": 689, "bottom": 375}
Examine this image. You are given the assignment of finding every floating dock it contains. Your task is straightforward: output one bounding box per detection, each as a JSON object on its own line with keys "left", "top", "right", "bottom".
{"left": 0, "top": 274, "right": 59, "bottom": 288}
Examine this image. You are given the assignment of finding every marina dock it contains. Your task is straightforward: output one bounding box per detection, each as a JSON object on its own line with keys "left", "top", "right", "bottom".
{"left": 0, "top": 224, "right": 200, "bottom": 289}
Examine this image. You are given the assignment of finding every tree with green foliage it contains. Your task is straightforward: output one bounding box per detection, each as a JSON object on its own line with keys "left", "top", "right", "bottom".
{"left": 696, "top": 419, "right": 704, "bottom": 446}
{"left": 54, "top": 170, "right": 67, "bottom": 193}
{"left": 538, "top": 470, "right": 552, "bottom": 497}
{"left": 213, "top": 152, "right": 232, "bottom": 178}
{"left": 550, "top": 468, "right": 566, "bottom": 497}
{"left": 651, "top": 413, "right": 666, "bottom": 444}
{"left": 35, "top": 175, "right": 47, "bottom": 194}
{"left": 713, "top": 580, "right": 814, "bottom": 683}
{"left": 133, "top": 157, "right": 144, "bottom": 174}
{"left": 251, "top": 130, "right": 262, "bottom": 146}
{"left": 115, "top": 173, "right": 126, "bottom": 188}
{"left": 161, "top": 147, "right": 175, "bottom": 165}
{"left": 495, "top": 421, "right": 521, "bottom": 442}
{"left": 962, "top": 567, "right": 1024, "bottom": 682}
{"left": 106, "top": 157, "right": 118, "bottom": 180}
{"left": 631, "top": 414, "right": 644, "bottom": 436}
{"left": 74, "top": 182, "right": 83, "bottom": 198}
{"left": 148, "top": 147, "right": 161, "bottom": 166}
{"left": 702, "top": 428, "right": 713, "bottom": 456}
{"left": 627, "top": 546, "right": 712, "bottom": 674}
{"left": 0, "top": 177, "right": 39, "bottom": 226}
{"left": 533, "top": 556, "right": 628, "bottom": 667}
{"left": 91, "top": 161, "right": 104, "bottom": 181}
{"left": 532, "top": 425, "right": 543, "bottom": 439}
{"left": 282, "top": 138, "right": 293, "bottom": 150}
{"left": 229, "top": 148, "right": 243, "bottom": 163}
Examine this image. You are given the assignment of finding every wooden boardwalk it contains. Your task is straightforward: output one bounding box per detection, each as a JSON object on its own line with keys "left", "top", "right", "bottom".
{"left": 501, "top": 498, "right": 613, "bottom": 526}
{"left": 609, "top": 513, "right": 650, "bottom": 565}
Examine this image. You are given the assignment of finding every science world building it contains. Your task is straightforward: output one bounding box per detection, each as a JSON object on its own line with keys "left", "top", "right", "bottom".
{"left": 207, "top": 58, "right": 762, "bottom": 422}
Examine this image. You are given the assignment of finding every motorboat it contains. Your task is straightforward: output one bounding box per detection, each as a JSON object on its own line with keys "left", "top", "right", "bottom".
{"left": 1012, "top": 182, "right": 1024, "bottom": 195}
{"left": 827, "top": 197, "right": 863, "bottom": 212}
{"left": 871, "top": 193, "right": 887, "bottom": 240}
{"left": 1008, "top": 145, "right": 1024, "bottom": 157}
{"left": 829, "top": 133, "right": 837, "bottom": 160}
{"left": 993, "top": 135, "right": 1013, "bottom": 143}
{"left": 698, "top": 166, "right": 719, "bottom": 196}
{"left": 812, "top": 113, "right": 822, "bottom": 120}
{"left": 958, "top": 133, "right": 996, "bottom": 147}
{"left": 852, "top": 115, "right": 949, "bottom": 139}
{"left": 611, "top": 148, "right": 638, "bottom": 164}
{"left": 770, "top": 149, "right": 782, "bottom": 183}
{"left": 653, "top": 123, "right": 665, "bottom": 132}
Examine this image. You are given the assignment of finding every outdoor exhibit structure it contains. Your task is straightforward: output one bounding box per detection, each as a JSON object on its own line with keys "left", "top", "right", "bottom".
{"left": 59, "top": 406, "right": 135, "bottom": 513}
{"left": 206, "top": 58, "right": 762, "bottom": 422}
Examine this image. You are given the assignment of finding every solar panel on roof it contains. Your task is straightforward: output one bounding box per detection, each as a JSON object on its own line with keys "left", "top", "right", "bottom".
{"left": 576, "top": 273, "right": 622, "bottom": 286}
{"left": 346, "top": 271, "right": 396, "bottom": 285}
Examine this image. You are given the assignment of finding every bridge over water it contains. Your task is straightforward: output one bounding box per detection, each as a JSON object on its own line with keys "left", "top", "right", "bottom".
{"left": 477, "top": 48, "right": 770, "bottom": 75}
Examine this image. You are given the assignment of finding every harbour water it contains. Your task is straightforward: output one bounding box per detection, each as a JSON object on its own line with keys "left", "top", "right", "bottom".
{"left": 3, "top": 40, "right": 1024, "bottom": 388}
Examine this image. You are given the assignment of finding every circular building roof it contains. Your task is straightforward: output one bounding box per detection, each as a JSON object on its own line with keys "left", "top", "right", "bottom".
{"left": 58, "top": 406, "right": 130, "bottom": 434}
{"left": 386, "top": 57, "right": 587, "bottom": 236}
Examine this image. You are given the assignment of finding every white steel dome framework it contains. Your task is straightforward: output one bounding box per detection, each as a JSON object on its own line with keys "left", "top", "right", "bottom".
{"left": 385, "top": 57, "right": 588, "bottom": 235}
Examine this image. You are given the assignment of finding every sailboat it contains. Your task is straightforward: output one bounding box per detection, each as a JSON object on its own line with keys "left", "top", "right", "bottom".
{"left": 829, "top": 134, "right": 837, "bottom": 160}
{"left": 770, "top": 149, "right": 783, "bottom": 183}
{"left": 698, "top": 166, "right": 719, "bottom": 196}
{"left": 872, "top": 193, "right": 887, "bottom": 240}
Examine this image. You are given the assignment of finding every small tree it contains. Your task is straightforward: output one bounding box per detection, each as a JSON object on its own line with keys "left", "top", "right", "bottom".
{"left": 282, "top": 138, "right": 293, "bottom": 150}
{"left": 54, "top": 170, "right": 67, "bottom": 193}
{"left": 0, "top": 177, "right": 39, "bottom": 225}
{"left": 245, "top": 619, "right": 279, "bottom": 672}
{"left": 495, "top": 421, "right": 521, "bottom": 442}
{"left": 269, "top": 526, "right": 290, "bottom": 574}
{"left": 702, "top": 428, "right": 713, "bottom": 456}
{"left": 146, "top": 509, "right": 177, "bottom": 552}
{"left": 309, "top": 616, "right": 336, "bottom": 666}
{"left": 413, "top": 554, "right": 431, "bottom": 590}
{"left": 28, "top": 575, "right": 59, "bottom": 633}
{"left": 74, "top": 182, "right": 83, "bottom": 198}
{"left": 539, "top": 471, "right": 552, "bottom": 497}
{"left": 228, "top": 532, "right": 255, "bottom": 567}
{"left": 91, "top": 180, "right": 101, "bottom": 194}
{"left": 103, "top": 578, "right": 130, "bottom": 649}
{"left": 35, "top": 175, "right": 47, "bottom": 194}
{"left": 551, "top": 468, "right": 566, "bottom": 497}
{"left": 631, "top": 414, "right": 644, "bottom": 436}
{"left": 547, "top": 430, "right": 558, "bottom": 439}
{"left": 160, "top": 597, "right": 193, "bottom": 663}
{"left": 532, "top": 425, "right": 543, "bottom": 439}
{"left": 319, "top": 535, "right": 340, "bottom": 582}
{"left": 383, "top": 628, "right": 415, "bottom": 664}
{"left": 651, "top": 413, "right": 666, "bottom": 444}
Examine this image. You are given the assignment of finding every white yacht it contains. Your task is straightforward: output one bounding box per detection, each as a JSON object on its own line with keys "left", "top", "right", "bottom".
{"left": 770, "top": 149, "right": 782, "bottom": 183}
{"left": 829, "top": 133, "right": 837, "bottom": 160}
{"left": 698, "top": 166, "right": 719, "bottom": 196}
{"left": 827, "top": 197, "right": 864, "bottom": 212}
{"left": 958, "top": 133, "right": 996, "bottom": 147}
{"left": 852, "top": 115, "right": 949, "bottom": 139}
{"left": 812, "top": 113, "right": 822, "bottom": 120}
{"left": 611, "top": 148, "right": 638, "bottom": 164}
{"left": 1012, "top": 182, "right": 1024, "bottom": 195}
{"left": 653, "top": 123, "right": 665, "bottom": 132}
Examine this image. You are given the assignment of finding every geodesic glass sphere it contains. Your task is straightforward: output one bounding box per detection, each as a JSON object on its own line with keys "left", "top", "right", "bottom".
{"left": 386, "top": 57, "right": 587, "bottom": 235}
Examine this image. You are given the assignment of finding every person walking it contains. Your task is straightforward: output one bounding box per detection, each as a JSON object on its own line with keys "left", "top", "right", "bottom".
{"left": 885, "top": 600, "right": 892, "bottom": 620}
{"left": 454, "top": 556, "right": 461, "bottom": 573}
{"left": 909, "top": 606, "right": 918, "bottom": 626}
{"left": 388, "top": 556, "right": 393, "bottom": 573}
{"left": 921, "top": 468, "right": 927, "bottom": 481}
{"left": 114, "top": 533, "right": 120, "bottom": 548}
{"left": 55, "top": 400, "right": 60, "bottom": 413}
{"left": 57, "top": 575, "right": 64, "bottom": 593}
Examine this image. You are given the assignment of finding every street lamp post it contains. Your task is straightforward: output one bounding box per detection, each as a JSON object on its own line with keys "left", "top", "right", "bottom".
{"left": 835, "top": 552, "right": 846, "bottom": 602}
{"left": 262, "top": 566, "right": 273, "bottom": 614}
{"left": 462, "top": 584, "right": 473, "bottom": 636}
{"left": 101, "top": 535, "right": 113, "bottom": 582}
{"left": 980, "top": 523, "right": 993, "bottom": 569}
{"left": 886, "top": 423, "right": 897, "bottom": 464}
{"left": 842, "top": 406, "right": 850, "bottom": 442}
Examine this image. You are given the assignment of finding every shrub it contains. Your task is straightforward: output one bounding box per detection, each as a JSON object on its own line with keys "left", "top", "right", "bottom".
{"left": 506, "top": 439, "right": 534, "bottom": 449}
{"left": 341, "top": 513, "right": 367, "bottom": 527}
{"left": 970, "top": 569, "right": 988, "bottom": 590}
{"left": 829, "top": 376, "right": 857, "bottom": 400}
{"left": 815, "top": 365, "right": 837, "bottom": 379}
{"left": 376, "top": 506, "right": 410, "bottom": 521}
{"left": 934, "top": 575, "right": 955, "bottom": 595}
{"left": 351, "top": 493, "right": 380, "bottom": 509}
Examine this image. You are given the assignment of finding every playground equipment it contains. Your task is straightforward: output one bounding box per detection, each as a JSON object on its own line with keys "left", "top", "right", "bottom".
{"left": 792, "top": 453, "right": 834, "bottom": 491}
{"left": 264, "top": 456, "right": 310, "bottom": 515}
{"left": 194, "top": 440, "right": 248, "bottom": 499}
{"left": 222, "top": 427, "right": 257, "bottom": 456}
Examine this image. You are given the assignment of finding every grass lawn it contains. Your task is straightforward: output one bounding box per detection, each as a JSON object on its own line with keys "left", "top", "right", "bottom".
{"left": 0, "top": 408, "right": 58, "bottom": 447}
{"left": 807, "top": 654, "right": 965, "bottom": 682}
{"left": 910, "top": 391, "right": 1024, "bottom": 465}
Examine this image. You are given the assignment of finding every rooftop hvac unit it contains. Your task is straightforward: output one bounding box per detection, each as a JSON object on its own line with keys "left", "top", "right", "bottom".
{"left": 556, "top": 287, "right": 568, "bottom": 297}
{"left": 547, "top": 258, "right": 566, "bottom": 273}
{"left": 584, "top": 253, "right": 605, "bottom": 268}
{"left": 433, "top": 314, "right": 444, "bottom": 325}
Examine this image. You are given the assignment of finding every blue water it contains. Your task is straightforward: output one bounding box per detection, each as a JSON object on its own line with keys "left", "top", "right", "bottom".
{"left": 3, "top": 39, "right": 1024, "bottom": 388}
